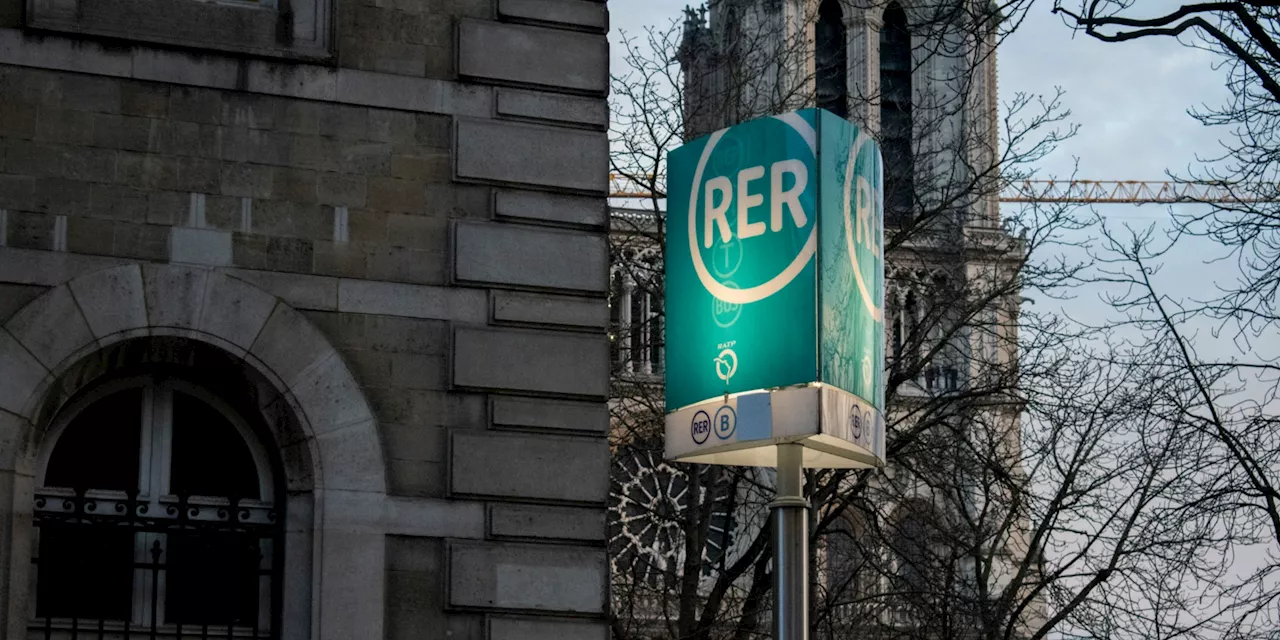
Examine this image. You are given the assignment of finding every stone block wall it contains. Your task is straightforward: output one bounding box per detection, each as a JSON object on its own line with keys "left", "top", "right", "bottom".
{"left": 0, "top": 0, "right": 610, "bottom": 637}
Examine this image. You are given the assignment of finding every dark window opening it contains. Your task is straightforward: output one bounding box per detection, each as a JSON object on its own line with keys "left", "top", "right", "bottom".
{"left": 171, "top": 391, "right": 260, "bottom": 500}
{"left": 44, "top": 389, "right": 142, "bottom": 493}
{"left": 880, "top": 2, "right": 914, "bottom": 225}
{"left": 166, "top": 532, "right": 263, "bottom": 626}
{"left": 816, "top": 0, "right": 848, "bottom": 118}
{"left": 33, "top": 381, "right": 280, "bottom": 638}
{"left": 35, "top": 527, "right": 133, "bottom": 621}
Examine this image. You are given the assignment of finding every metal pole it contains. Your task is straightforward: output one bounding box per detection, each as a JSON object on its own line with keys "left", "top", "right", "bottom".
{"left": 772, "top": 443, "right": 808, "bottom": 640}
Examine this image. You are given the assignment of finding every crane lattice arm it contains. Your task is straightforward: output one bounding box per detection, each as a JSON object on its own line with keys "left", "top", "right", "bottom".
{"left": 608, "top": 174, "right": 1279, "bottom": 204}
{"left": 1004, "top": 180, "right": 1276, "bottom": 204}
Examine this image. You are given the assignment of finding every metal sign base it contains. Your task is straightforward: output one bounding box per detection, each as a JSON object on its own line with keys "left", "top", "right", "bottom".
{"left": 771, "top": 443, "right": 809, "bottom": 640}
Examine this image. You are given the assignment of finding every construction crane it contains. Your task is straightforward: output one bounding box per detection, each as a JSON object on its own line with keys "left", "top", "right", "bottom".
{"left": 609, "top": 174, "right": 1278, "bottom": 204}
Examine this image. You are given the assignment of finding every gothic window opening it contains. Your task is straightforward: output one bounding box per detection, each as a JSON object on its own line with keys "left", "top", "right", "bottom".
{"left": 33, "top": 377, "right": 282, "bottom": 639}
{"left": 901, "top": 288, "right": 920, "bottom": 365}
{"left": 816, "top": 0, "right": 848, "bottom": 118}
{"left": 880, "top": 2, "right": 914, "bottom": 224}
{"left": 824, "top": 513, "right": 873, "bottom": 625}
{"left": 894, "top": 509, "right": 934, "bottom": 606}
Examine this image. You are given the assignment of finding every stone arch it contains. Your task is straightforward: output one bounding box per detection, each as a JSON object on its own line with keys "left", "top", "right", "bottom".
{"left": 0, "top": 263, "right": 386, "bottom": 640}
{"left": 843, "top": 0, "right": 931, "bottom": 30}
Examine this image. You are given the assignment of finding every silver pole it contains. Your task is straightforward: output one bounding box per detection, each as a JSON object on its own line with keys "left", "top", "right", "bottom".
{"left": 772, "top": 443, "right": 808, "bottom": 640}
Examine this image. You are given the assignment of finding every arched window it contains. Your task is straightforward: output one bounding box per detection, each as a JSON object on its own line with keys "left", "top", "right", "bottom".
{"left": 816, "top": 0, "right": 848, "bottom": 118}
{"left": 879, "top": 2, "right": 913, "bottom": 224}
{"left": 824, "top": 512, "right": 871, "bottom": 624}
{"left": 901, "top": 288, "right": 919, "bottom": 364}
{"left": 893, "top": 509, "right": 934, "bottom": 603}
{"left": 33, "top": 377, "right": 282, "bottom": 638}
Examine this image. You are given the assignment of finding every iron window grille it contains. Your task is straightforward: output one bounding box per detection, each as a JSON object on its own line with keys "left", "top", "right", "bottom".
{"left": 30, "top": 378, "right": 283, "bottom": 640}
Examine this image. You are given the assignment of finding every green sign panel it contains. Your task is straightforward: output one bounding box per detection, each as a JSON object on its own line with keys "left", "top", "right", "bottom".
{"left": 664, "top": 109, "right": 885, "bottom": 468}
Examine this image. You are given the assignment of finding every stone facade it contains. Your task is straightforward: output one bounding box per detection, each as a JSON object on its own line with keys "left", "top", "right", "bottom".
{"left": 0, "top": 0, "right": 611, "bottom": 638}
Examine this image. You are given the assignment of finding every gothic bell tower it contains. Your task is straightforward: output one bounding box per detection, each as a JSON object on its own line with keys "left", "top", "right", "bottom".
{"left": 680, "top": 0, "right": 1003, "bottom": 226}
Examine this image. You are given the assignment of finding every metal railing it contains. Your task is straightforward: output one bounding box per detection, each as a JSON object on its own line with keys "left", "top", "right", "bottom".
{"left": 31, "top": 488, "right": 281, "bottom": 640}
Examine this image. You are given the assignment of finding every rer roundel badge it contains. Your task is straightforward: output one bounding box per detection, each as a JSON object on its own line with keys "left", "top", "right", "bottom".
{"left": 691, "top": 410, "right": 712, "bottom": 444}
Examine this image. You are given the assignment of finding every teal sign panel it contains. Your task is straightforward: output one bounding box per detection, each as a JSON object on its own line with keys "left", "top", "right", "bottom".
{"left": 665, "top": 108, "right": 884, "bottom": 417}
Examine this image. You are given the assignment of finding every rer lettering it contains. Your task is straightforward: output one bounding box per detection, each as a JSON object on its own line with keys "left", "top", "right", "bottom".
{"left": 854, "top": 175, "right": 881, "bottom": 259}
{"left": 703, "top": 160, "right": 808, "bottom": 248}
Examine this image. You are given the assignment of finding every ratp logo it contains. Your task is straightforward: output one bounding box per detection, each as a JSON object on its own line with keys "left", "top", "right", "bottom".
{"left": 687, "top": 113, "right": 819, "bottom": 305}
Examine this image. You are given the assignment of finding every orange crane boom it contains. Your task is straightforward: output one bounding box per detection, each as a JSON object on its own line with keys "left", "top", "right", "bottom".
{"left": 1003, "top": 180, "right": 1276, "bottom": 204}
{"left": 608, "top": 174, "right": 1278, "bottom": 204}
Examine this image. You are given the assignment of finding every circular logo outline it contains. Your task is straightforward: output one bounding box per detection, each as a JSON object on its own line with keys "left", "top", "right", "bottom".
{"left": 841, "top": 130, "right": 884, "bottom": 322}
{"left": 691, "top": 410, "right": 712, "bottom": 444}
{"left": 689, "top": 112, "right": 819, "bottom": 305}
{"left": 714, "top": 348, "right": 738, "bottom": 382}
{"left": 713, "top": 405, "right": 737, "bottom": 440}
{"left": 710, "top": 235, "right": 744, "bottom": 279}
{"left": 712, "top": 281, "right": 744, "bottom": 328}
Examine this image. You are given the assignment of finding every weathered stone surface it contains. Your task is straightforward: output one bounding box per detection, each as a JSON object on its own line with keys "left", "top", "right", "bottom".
{"left": 141, "top": 263, "right": 208, "bottom": 329}
{"left": 0, "top": 28, "right": 133, "bottom": 78}
{"left": 494, "top": 190, "right": 605, "bottom": 228}
{"left": 318, "top": 528, "right": 385, "bottom": 640}
{"left": 0, "top": 29, "right": 497, "bottom": 117}
{"left": 26, "top": 0, "right": 332, "bottom": 62}
{"left": 452, "top": 327, "right": 607, "bottom": 397}
{"left": 492, "top": 291, "right": 607, "bottom": 330}
{"left": 490, "top": 396, "right": 607, "bottom": 435}
{"left": 290, "top": 353, "right": 375, "bottom": 435}
{"left": 448, "top": 541, "right": 606, "bottom": 613}
{"left": 488, "top": 616, "right": 609, "bottom": 640}
{"left": 488, "top": 504, "right": 605, "bottom": 542}
{"left": 0, "top": 284, "right": 48, "bottom": 322}
{"left": 3, "top": 284, "right": 93, "bottom": 370}
{"left": 0, "top": 411, "right": 27, "bottom": 472}
{"left": 0, "top": 247, "right": 129, "bottom": 286}
{"left": 388, "top": 458, "right": 445, "bottom": 498}
{"left": 450, "top": 431, "right": 607, "bottom": 503}
{"left": 250, "top": 303, "right": 336, "bottom": 388}
{"left": 454, "top": 119, "right": 606, "bottom": 193}
{"left": 387, "top": 536, "right": 447, "bottom": 639}
{"left": 170, "top": 227, "right": 233, "bottom": 266}
{"left": 384, "top": 498, "right": 485, "bottom": 539}
{"left": 454, "top": 222, "right": 606, "bottom": 293}
{"left": 192, "top": 272, "right": 276, "bottom": 353}
{"left": 338, "top": 279, "right": 487, "bottom": 323}
{"left": 497, "top": 0, "right": 608, "bottom": 32}
{"left": 313, "top": 419, "right": 382, "bottom": 491}
{"left": 496, "top": 89, "right": 606, "bottom": 128}
{"left": 0, "top": 328, "right": 47, "bottom": 417}
{"left": 457, "top": 20, "right": 607, "bottom": 94}
{"left": 68, "top": 264, "right": 147, "bottom": 339}
{"left": 225, "top": 269, "right": 338, "bottom": 311}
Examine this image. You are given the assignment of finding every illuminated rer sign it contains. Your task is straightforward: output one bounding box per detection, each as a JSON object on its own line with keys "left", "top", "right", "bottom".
{"left": 664, "top": 109, "right": 887, "bottom": 469}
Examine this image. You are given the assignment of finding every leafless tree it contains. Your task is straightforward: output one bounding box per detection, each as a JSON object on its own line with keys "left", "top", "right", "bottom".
{"left": 605, "top": 3, "right": 1225, "bottom": 640}
{"left": 1051, "top": 3, "right": 1280, "bottom": 636}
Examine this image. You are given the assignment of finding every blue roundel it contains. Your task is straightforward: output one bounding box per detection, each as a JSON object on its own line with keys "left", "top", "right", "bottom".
{"left": 691, "top": 410, "right": 712, "bottom": 444}
{"left": 713, "top": 405, "right": 737, "bottom": 440}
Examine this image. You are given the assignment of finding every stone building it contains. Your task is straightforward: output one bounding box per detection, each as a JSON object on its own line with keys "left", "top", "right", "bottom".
{"left": 609, "top": 0, "right": 1035, "bottom": 636}
{"left": 0, "top": 1, "right": 612, "bottom": 639}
